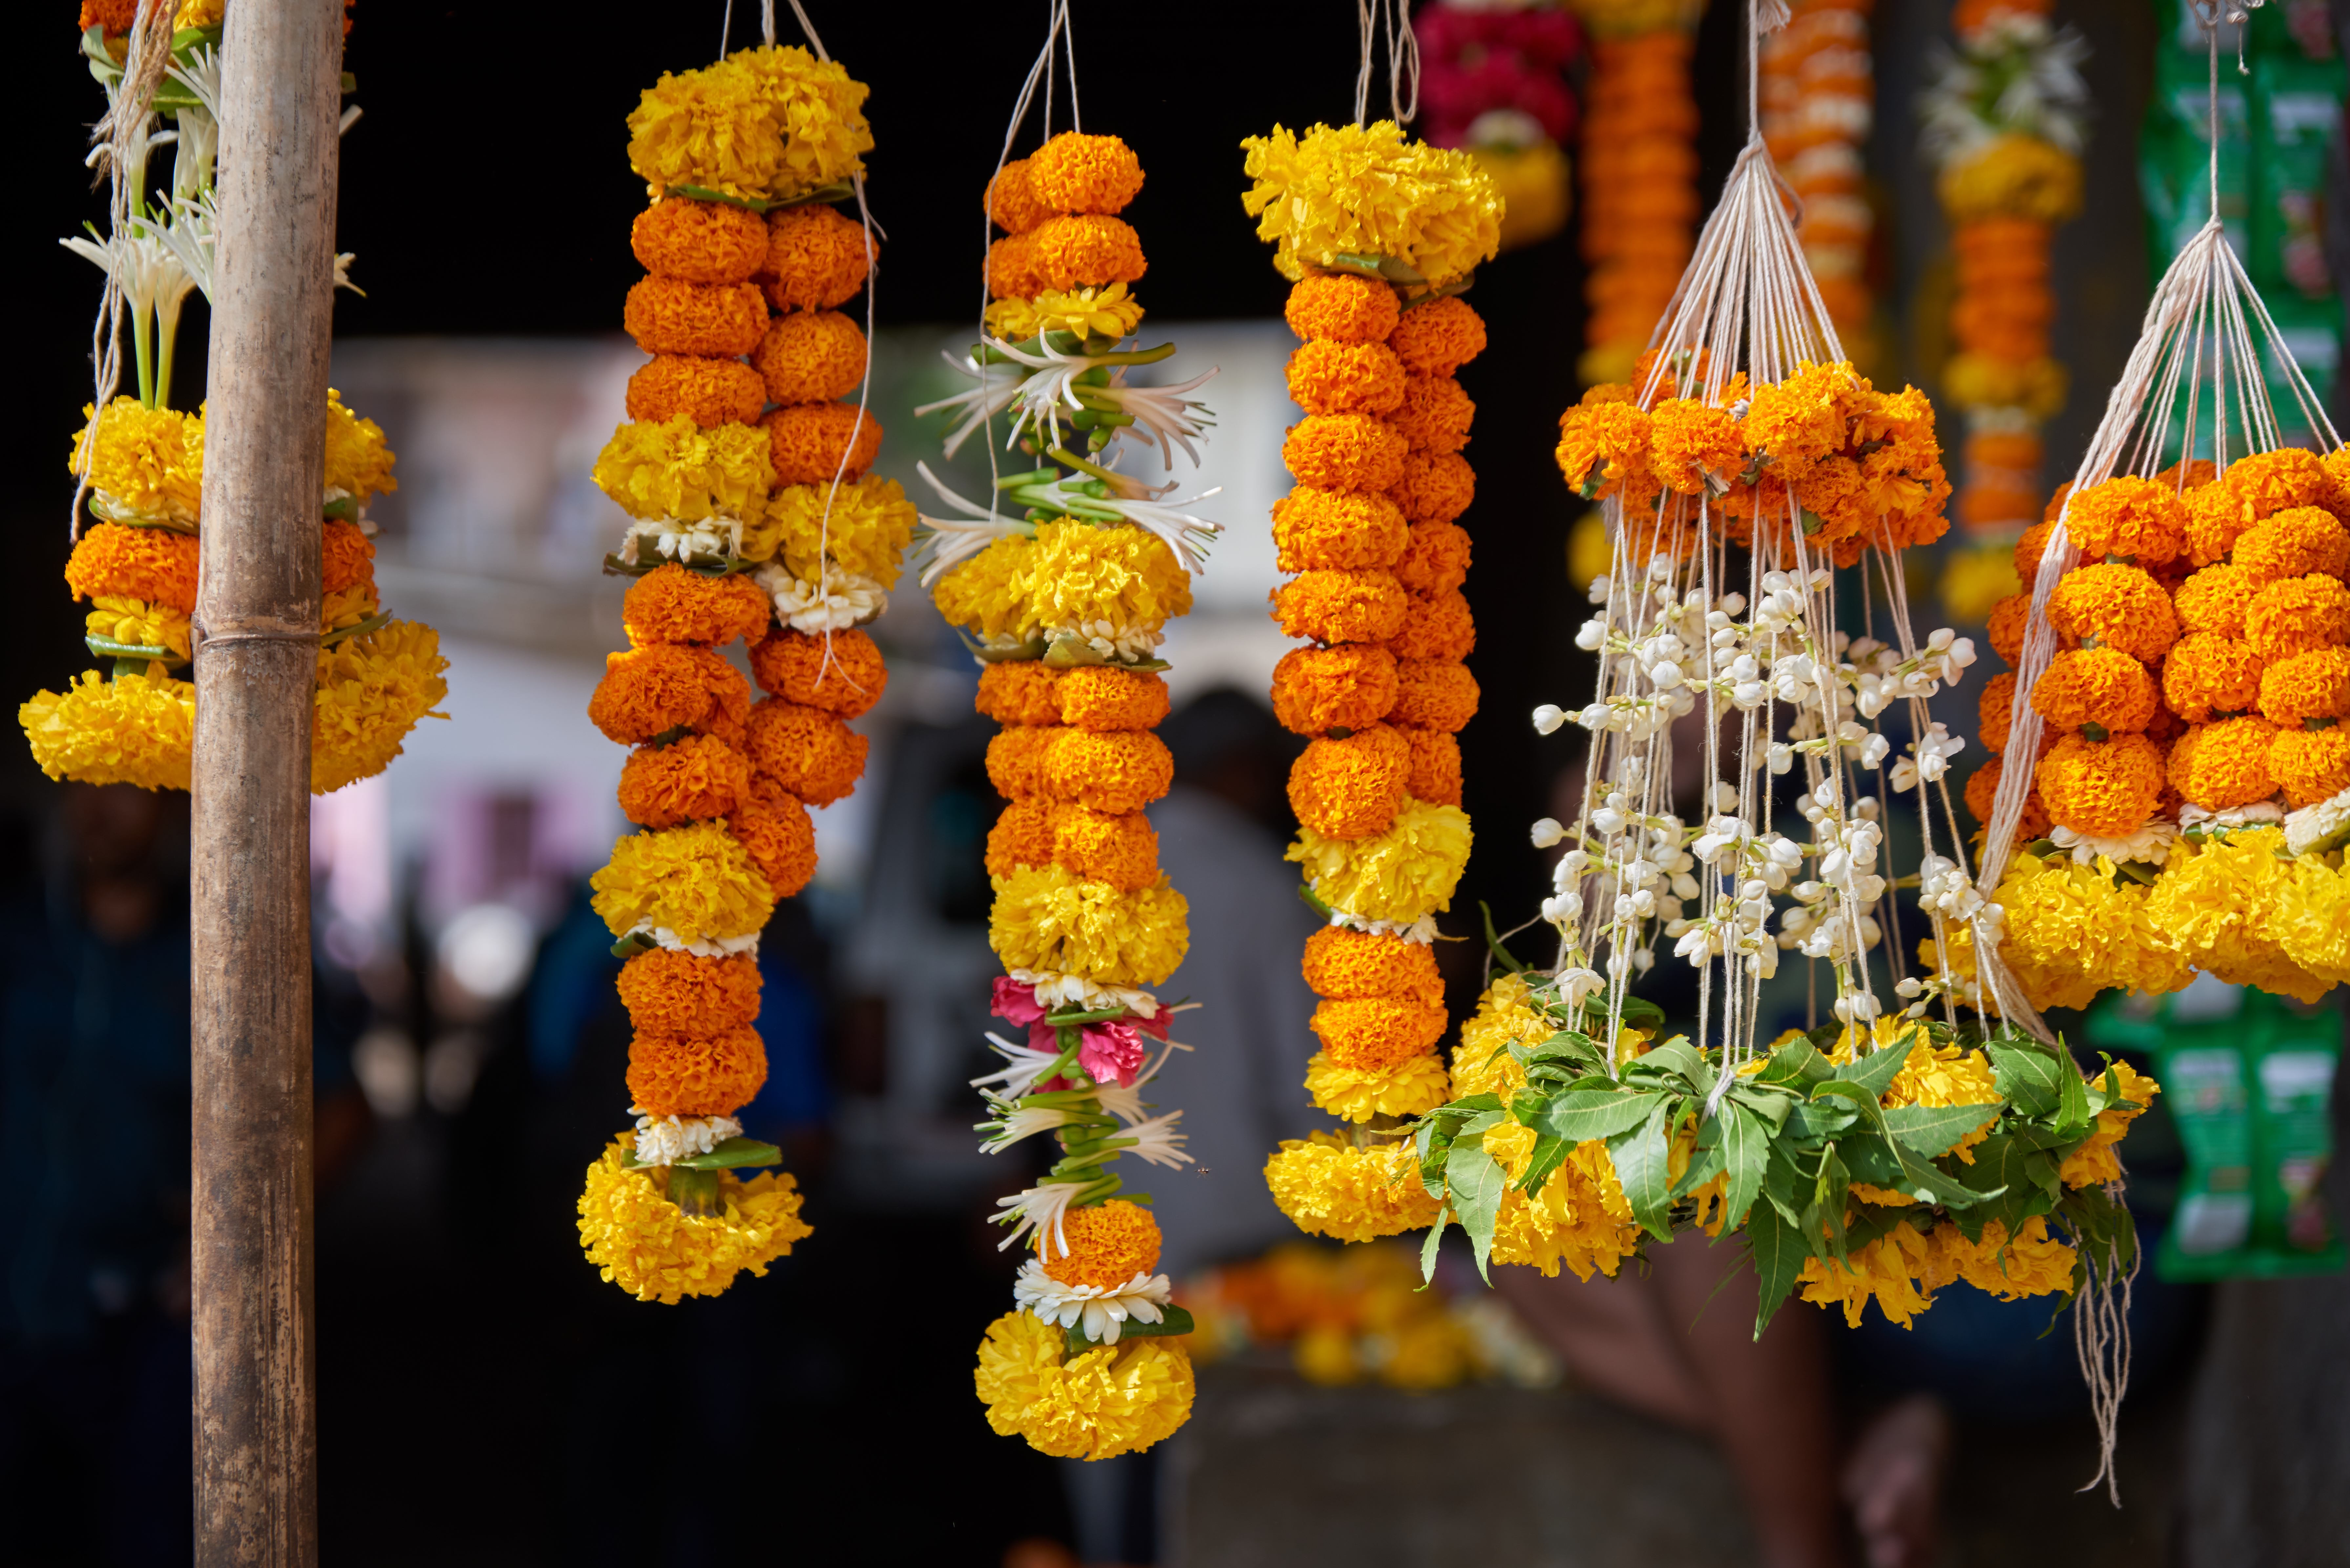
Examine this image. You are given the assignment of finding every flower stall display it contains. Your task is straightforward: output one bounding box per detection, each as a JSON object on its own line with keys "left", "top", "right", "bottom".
{"left": 1415, "top": 0, "right": 1581, "bottom": 253}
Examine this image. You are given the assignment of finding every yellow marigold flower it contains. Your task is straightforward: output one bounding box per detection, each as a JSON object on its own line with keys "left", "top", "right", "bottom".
{"left": 1798, "top": 1219, "right": 1950, "bottom": 1329}
{"left": 2143, "top": 827, "right": 2331, "bottom": 1004}
{"left": 19, "top": 667, "right": 194, "bottom": 791}
{"left": 1241, "top": 120, "right": 1503, "bottom": 286}
{"left": 730, "top": 45, "right": 872, "bottom": 197}
{"left": 1829, "top": 1022, "right": 2002, "bottom": 1162}
{"left": 984, "top": 283, "right": 1147, "bottom": 344}
{"left": 322, "top": 389, "right": 398, "bottom": 507}
{"left": 1029, "top": 131, "right": 1147, "bottom": 216}
{"left": 1992, "top": 852, "right": 2192, "bottom": 1013}
{"left": 1287, "top": 795, "right": 1473, "bottom": 925}
{"left": 86, "top": 596, "right": 192, "bottom": 662}
{"left": 591, "top": 820, "right": 778, "bottom": 944}
{"left": 2275, "top": 853, "right": 2350, "bottom": 987}
{"left": 1485, "top": 1121, "right": 1641, "bottom": 1281}
{"left": 2036, "top": 731, "right": 2165, "bottom": 837}
{"left": 311, "top": 620, "right": 450, "bottom": 795}
{"left": 987, "top": 864, "right": 1189, "bottom": 987}
{"left": 1304, "top": 1050, "right": 1453, "bottom": 1123}
{"left": 627, "top": 47, "right": 871, "bottom": 204}
{"left": 1938, "top": 134, "right": 2085, "bottom": 224}
{"left": 576, "top": 1136, "right": 809, "bottom": 1304}
{"left": 1264, "top": 1131, "right": 1443, "bottom": 1243}
{"left": 1451, "top": 975, "right": 1551, "bottom": 1099}
{"left": 746, "top": 475, "right": 913, "bottom": 586}
{"left": 593, "top": 417, "right": 774, "bottom": 529}
{"left": 933, "top": 535, "right": 1036, "bottom": 639}
{"left": 2167, "top": 716, "right": 2280, "bottom": 812}
{"left": 2060, "top": 1059, "right": 2161, "bottom": 1188}
{"left": 1953, "top": 1215, "right": 2076, "bottom": 1302}
{"left": 936, "top": 522, "right": 1190, "bottom": 642}
{"left": 2271, "top": 724, "right": 2350, "bottom": 809}
{"left": 1942, "top": 352, "right": 2068, "bottom": 419}
{"left": 973, "top": 1308, "right": 1195, "bottom": 1461}
{"left": 320, "top": 584, "right": 378, "bottom": 636}
{"left": 175, "top": 0, "right": 226, "bottom": 27}
{"left": 70, "top": 398, "right": 204, "bottom": 524}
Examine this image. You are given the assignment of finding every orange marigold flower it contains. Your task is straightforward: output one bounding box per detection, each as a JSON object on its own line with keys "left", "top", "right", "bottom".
{"left": 1272, "top": 569, "right": 1410, "bottom": 645}
{"left": 2028, "top": 648, "right": 2157, "bottom": 734}
{"left": 763, "top": 203, "right": 873, "bottom": 312}
{"left": 626, "top": 1026, "right": 768, "bottom": 1118}
{"left": 1302, "top": 924, "right": 1446, "bottom": 1007}
{"left": 731, "top": 793, "right": 818, "bottom": 898}
{"left": 1311, "top": 997, "right": 1448, "bottom": 1072}
{"left": 2011, "top": 518, "right": 2074, "bottom": 585}
{"left": 1393, "top": 520, "right": 1471, "bottom": 599}
{"left": 1272, "top": 644, "right": 1400, "bottom": 735}
{"left": 987, "top": 797, "right": 1058, "bottom": 877}
{"left": 1390, "top": 589, "right": 1476, "bottom": 663}
{"left": 752, "top": 309, "right": 867, "bottom": 406}
{"left": 2243, "top": 574, "right": 2350, "bottom": 662}
{"left": 1744, "top": 360, "right": 1862, "bottom": 466}
{"left": 322, "top": 519, "right": 375, "bottom": 598}
{"left": 2222, "top": 446, "right": 2332, "bottom": 524}
{"left": 588, "top": 644, "right": 750, "bottom": 746}
{"left": 1030, "top": 213, "right": 1147, "bottom": 290}
{"left": 1288, "top": 725, "right": 1411, "bottom": 839}
{"left": 624, "top": 564, "right": 771, "bottom": 648}
{"left": 2270, "top": 724, "right": 2350, "bottom": 807}
{"left": 2259, "top": 646, "right": 2350, "bottom": 728}
{"left": 1284, "top": 414, "right": 1408, "bottom": 493}
{"left": 986, "top": 231, "right": 1046, "bottom": 300}
{"left": 1050, "top": 803, "right": 1160, "bottom": 892}
{"left": 987, "top": 724, "right": 1064, "bottom": 799}
{"left": 1555, "top": 397, "right": 1656, "bottom": 502}
{"left": 1979, "top": 671, "right": 2017, "bottom": 754}
{"left": 2235, "top": 505, "right": 2350, "bottom": 584}
{"left": 2174, "top": 563, "right": 2262, "bottom": 639}
{"left": 1648, "top": 398, "right": 1746, "bottom": 496}
{"left": 975, "top": 662, "right": 1065, "bottom": 728}
{"left": 1391, "top": 375, "right": 1474, "bottom": 455}
{"left": 2154, "top": 459, "right": 2218, "bottom": 491}
{"left": 1286, "top": 340, "right": 1407, "bottom": 417}
{"left": 1044, "top": 729, "right": 1174, "bottom": 815}
{"left": 626, "top": 355, "right": 768, "bottom": 429}
{"left": 1387, "top": 297, "right": 1486, "bottom": 378}
{"left": 749, "top": 627, "right": 887, "bottom": 718}
{"left": 2047, "top": 563, "right": 2179, "bottom": 663}
{"left": 1390, "top": 659, "right": 1479, "bottom": 733}
{"left": 1963, "top": 755, "right": 2052, "bottom": 838}
{"left": 1285, "top": 273, "right": 1401, "bottom": 345}
{"left": 1028, "top": 132, "right": 1146, "bottom": 215}
{"left": 617, "top": 948, "right": 763, "bottom": 1037}
{"left": 630, "top": 197, "right": 770, "bottom": 285}
{"left": 1273, "top": 486, "right": 1409, "bottom": 572}
{"left": 2062, "top": 474, "right": 2189, "bottom": 565}
{"left": 1389, "top": 450, "right": 1476, "bottom": 524}
{"left": 1037, "top": 1199, "right": 1161, "bottom": 1289}
{"left": 2168, "top": 716, "right": 2281, "bottom": 810}
{"left": 65, "top": 523, "right": 198, "bottom": 612}
{"left": 80, "top": 1, "right": 139, "bottom": 35}
{"left": 623, "top": 275, "right": 768, "bottom": 359}
{"left": 2163, "top": 633, "right": 2266, "bottom": 724}
{"left": 746, "top": 698, "right": 869, "bottom": 806}
{"left": 761, "top": 402, "right": 882, "bottom": 486}
{"left": 2037, "top": 731, "right": 2166, "bottom": 836}
{"left": 1056, "top": 667, "right": 1170, "bottom": 732}
{"left": 987, "top": 158, "right": 1054, "bottom": 234}
{"left": 618, "top": 733, "right": 751, "bottom": 828}
{"left": 2185, "top": 483, "right": 2257, "bottom": 568}
{"left": 1399, "top": 724, "right": 1463, "bottom": 806}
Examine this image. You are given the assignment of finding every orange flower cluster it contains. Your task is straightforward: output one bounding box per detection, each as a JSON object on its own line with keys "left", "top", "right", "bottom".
{"left": 977, "top": 662, "right": 1177, "bottom": 896}
{"left": 1576, "top": 24, "right": 1699, "bottom": 386}
{"left": 1272, "top": 272, "right": 1484, "bottom": 1120}
{"left": 986, "top": 131, "right": 1150, "bottom": 305}
{"left": 1760, "top": 0, "right": 1875, "bottom": 343}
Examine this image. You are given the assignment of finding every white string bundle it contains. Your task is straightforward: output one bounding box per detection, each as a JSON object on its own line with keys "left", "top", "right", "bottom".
{"left": 1354, "top": 0, "right": 1421, "bottom": 128}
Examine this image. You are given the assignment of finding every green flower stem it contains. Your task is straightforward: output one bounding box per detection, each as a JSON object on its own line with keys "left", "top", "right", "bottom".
{"left": 132, "top": 302, "right": 155, "bottom": 409}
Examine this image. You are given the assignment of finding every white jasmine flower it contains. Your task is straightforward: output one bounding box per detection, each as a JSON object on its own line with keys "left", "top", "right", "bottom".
{"left": 628, "top": 1113, "right": 742, "bottom": 1167}
{"left": 627, "top": 922, "right": 758, "bottom": 960}
{"left": 755, "top": 562, "right": 887, "bottom": 632}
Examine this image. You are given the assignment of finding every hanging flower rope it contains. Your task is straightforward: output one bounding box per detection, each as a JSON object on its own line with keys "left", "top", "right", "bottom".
{"left": 572, "top": 1, "right": 896, "bottom": 1302}
{"left": 26, "top": 1, "right": 448, "bottom": 796}
{"left": 915, "top": 1, "right": 1217, "bottom": 1463}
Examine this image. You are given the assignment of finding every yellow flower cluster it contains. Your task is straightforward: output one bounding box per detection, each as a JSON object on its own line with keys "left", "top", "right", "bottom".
{"left": 1302, "top": 1050, "right": 1452, "bottom": 1121}
{"left": 1240, "top": 121, "right": 1504, "bottom": 286}
{"left": 312, "top": 619, "right": 450, "bottom": 794}
{"left": 593, "top": 416, "right": 775, "bottom": 526}
{"left": 87, "top": 596, "right": 192, "bottom": 662}
{"left": 985, "top": 283, "right": 1146, "bottom": 343}
{"left": 322, "top": 389, "right": 400, "bottom": 506}
{"left": 70, "top": 398, "right": 203, "bottom": 524}
{"left": 2058, "top": 1059, "right": 2162, "bottom": 1187}
{"left": 591, "top": 819, "right": 778, "bottom": 945}
{"left": 987, "top": 863, "right": 1190, "bottom": 988}
{"left": 626, "top": 44, "right": 873, "bottom": 204}
{"left": 1263, "top": 1131, "right": 1444, "bottom": 1243}
{"left": 1482, "top": 1119, "right": 1644, "bottom": 1282}
{"left": 1798, "top": 1213, "right": 2076, "bottom": 1329}
{"left": 18, "top": 667, "right": 195, "bottom": 792}
{"left": 933, "top": 521, "right": 1193, "bottom": 641}
{"left": 1938, "top": 135, "right": 2085, "bottom": 225}
{"left": 973, "top": 1310, "right": 1195, "bottom": 1461}
{"left": 1285, "top": 796, "right": 1473, "bottom": 925}
{"left": 747, "top": 474, "right": 914, "bottom": 585}
{"left": 576, "top": 1137, "right": 812, "bottom": 1304}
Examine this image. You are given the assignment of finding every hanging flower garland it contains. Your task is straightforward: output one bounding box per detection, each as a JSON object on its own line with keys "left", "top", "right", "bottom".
{"left": 574, "top": 34, "right": 897, "bottom": 1302}
{"left": 1234, "top": 119, "right": 1500, "bottom": 1247}
{"left": 26, "top": 2, "right": 448, "bottom": 796}
{"left": 1760, "top": 0, "right": 1876, "bottom": 352}
{"left": 1414, "top": 0, "right": 1581, "bottom": 253}
{"left": 912, "top": 96, "right": 1221, "bottom": 1459}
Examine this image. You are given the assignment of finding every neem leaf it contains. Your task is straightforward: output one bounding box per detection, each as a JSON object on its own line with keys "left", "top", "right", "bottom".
{"left": 1627, "top": 1037, "right": 1709, "bottom": 1093}
{"left": 1747, "top": 1203, "right": 1806, "bottom": 1339}
{"left": 1785, "top": 1097, "right": 1859, "bottom": 1142}
{"left": 1757, "top": 1040, "right": 1837, "bottom": 1091}
{"left": 1479, "top": 901, "right": 1527, "bottom": 974}
{"left": 1523, "top": 1088, "right": 1663, "bottom": 1144}
{"left": 1607, "top": 1098, "right": 1678, "bottom": 1240}
{"left": 1881, "top": 1102, "right": 2004, "bottom": 1160}
{"left": 1517, "top": 1132, "right": 1572, "bottom": 1195}
{"left": 1720, "top": 1103, "right": 1772, "bottom": 1229}
{"left": 673, "top": 1137, "right": 782, "bottom": 1170}
{"left": 1670, "top": 1116, "right": 1729, "bottom": 1202}
{"left": 1988, "top": 1039, "right": 2064, "bottom": 1117}
{"left": 1063, "top": 1304, "right": 1198, "bottom": 1355}
{"left": 2053, "top": 1040, "right": 2094, "bottom": 1139}
{"left": 1834, "top": 1026, "right": 1920, "bottom": 1102}
{"left": 1445, "top": 1134, "right": 1510, "bottom": 1283}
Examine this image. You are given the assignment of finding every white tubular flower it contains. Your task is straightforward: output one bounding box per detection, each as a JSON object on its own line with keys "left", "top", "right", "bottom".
{"left": 991, "top": 1180, "right": 1089, "bottom": 1253}
{"left": 971, "top": 1031, "right": 1067, "bottom": 1101}
{"left": 910, "top": 460, "right": 1035, "bottom": 584}
{"left": 1013, "top": 1261, "right": 1173, "bottom": 1345}
{"left": 1575, "top": 616, "right": 1607, "bottom": 651}
{"left": 1861, "top": 732, "right": 1891, "bottom": 769}
{"left": 1097, "top": 366, "right": 1219, "bottom": 467}
{"left": 628, "top": 1113, "right": 743, "bottom": 1167}
{"left": 1108, "top": 1110, "right": 1193, "bottom": 1171}
{"left": 977, "top": 1097, "right": 1081, "bottom": 1155}
{"left": 1008, "top": 970, "right": 1162, "bottom": 1017}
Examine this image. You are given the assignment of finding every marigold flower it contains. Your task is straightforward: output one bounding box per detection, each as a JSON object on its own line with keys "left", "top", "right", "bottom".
{"left": 2173, "top": 563, "right": 2262, "bottom": 639}
{"left": 2185, "top": 483, "right": 2257, "bottom": 568}
{"left": 987, "top": 797, "right": 1059, "bottom": 877}
{"left": 1037, "top": 1198, "right": 1160, "bottom": 1289}
{"left": 1287, "top": 795, "right": 1473, "bottom": 923}
{"left": 577, "top": 1139, "right": 808, "bottom": 1304}
{"left": 2028, "top": 647, "right": 2157, "bottom": 734}
{"left": 1399, "top": 725, "right": 1462, "bottom": 806}
{"left": 987, "top": 231, "right": 1048, "bottom": 300}
{"left": 1304, "top": 1051, "right": 1453, "bottom": 1122}
{"left": 2167, "top": 716, "right": 2280, "bottom": 810}
{"left": 1991, "top": 852, "right": 2190, "bottom": 1012}
{"left": 986, "top": 285, "right": 1147, "bottom": 343}
{"left": 745, "top": 697, "right": 868, "bottom": 806}
{"left": 1029, "top": 132, "right": 1147, "bottom": 216}
{"left": 1272, "top": 568, "right": 1409, "bottom": 645}
{"left": 2223, "top": 445, "right": 2332, "bottom": 522}
{"left": 1272, "top": 644, "right": 1399, "bottom": 735}
{"left": 2063, "top": 474, "right": 2189, "bottom": 565}
{"left": 2276, "top": 854, "right": 2350, "bottom": 987}
{"left": 1962, "top": 754, "right": 2053, "bottom": 838}
{"left": 1263, "top": 1132, "right": 1442, "bottom": 1243}
{"left": 617, "top": 733, "right": 749, "bottom": 828}
{"left": 749, "top": 627, "right": 886, "bottom": 717}
{"left": 975, "top": 661, "right": 1065, "bottom": 728}
{"left": 2036, "top": 731, "right": 2165, "bottom": 837}
{"left": 1390, "top": 588, "right": 1476, "bottom": 663}
{"left": 2060, "top": 1059, "right": 2162, "bottom": 1188}
{"left": 592, "top": 820, "right": 776, "bottom": 943}
{"left": 750, "top": 474, "right": 913, "bottom": 585}
{"left": 588, "top": 643, "right": 750, "bottom": 746}
{"left": 987, "top": 724, "right": 1064, "bottom": 800}
{"left": 2259, "top": 646, "right": 2350, "bottom": 728}
{"left": 1027, "top": 521, "right": 1190, "bottom": 635}
{"left": 617, "top": 948, "right": 764, "bottom": 1036}
{"left": 1387, "top": 296, "right": 1486, "bottom": 378}
{"left": 1978, "top": 671, "right": 2017, "bottom": 754}
{"left": 763, "top": 203, "right": 873, "bottom": 312}
{"left": 2271, "top": 724, "right": 2350, "bottom": 808}
{"left": 19, "top": 668, "right": 194, "bottom": 791}
{"left": 1392, "top": 520, "right": 1471, "bottom": 600}
{"left": 1288, "top": 725, "right": 1412, "bottom": 839}
{"left": 762, "top": 402, "right": 882, "bottom": 487}
{"left": 1647, "top": 398, "right": 1746, "bottom": 496}
{"left": 1390, "top": 449, "right": 1476, "bottom": 524}
{"left": 987, "top": 157, "right": 1054, "bottom": 234}
{"left": 1312, "top": 996, "right": 1448, "bottom": 1072}
{"left": 2163, "top": 633, "right": 2266, "bottom": 723}
{"left": 318, "top": 519, "right": 374, "bottom": 598}
{"left": 1389, "top": 375, "right": 1474, "bottom": 456}
{"left": 85, "top": 597, "right": 191, "bottom": 663}
{"left": 2235, "top": 505, "right": 2350, "bottom": 584}
{"left": 594, "top": 416, "right": 775, "bottom": 528}
{"left": 1284, "top": 273, "right": 1404, "bottom": 345}
{"left": 1555, "top": 396, "right": 1656, "bottom": 502}
{"left": 2046, "top": 563, "right": 2179, "bottom": 663}
{"left": 70, "top": 398, "right": 203, "bottom": 522}
{"left": 731, "top": 794, "right": 819, "bottom": 898}
{"left": 2243, "top": 573, "right": 2350, "bottom": 662}
{"left": 1284, "top": 414, "right": 1409, "bottom": 493}
{"left": 973, "top": 1308, "right": 1195, "bottom": 1461}
{"left": 1938, "top": 134, "right": 2084, "bottom": 223}
{"left": 988, "top": 864, "right": 1189, "bottom": 987}
{"left": 65, "top": 523, "right": 198, "bottom": 613}
{"left": 2142, "top": 825, "right": 2329, "bottom": 1002}
{"left": 1389, "top": 659, "right": 1478, "bottom": 733}
{"left": 1044, "top": 728, "right": 1174, "bottom": 815}
{"left": 1302, "top": 925, "right": 1445, "bottom": 1005}
{"left": 631, "top": 196, "right": 771, "bottom": 284}
{"left": 2011, "top": 517, "right": 2074, "bottom": 585}
{"left": 1272, "top": 487, "right": 1409, "bottom": 573}
{"left": 623, "top": 275, "right": 767, "bottom": 359}
{"left": 627, "top": 1025, "right": 769, "bottom": 1117}
{"left": 1286, "top": 339, "right": 1407, "bottom": 417}
{"left": 1241, "top": 121, "right": 1502, "bottom": 285}
{"left": 311, "top": 621, "right": 449, "bottom": 794}
{"left": 1030, "top": 214, "right": 1148, "bottom": 291}
{"left": 623, "top": 565, "right": 770, "bottom": 648}
{"left": 1795, "top": 1221, "right": 1953, "bottom": 1328}
{"left": 1056, "top": 667, "right": 1170, "bottom": 732}
{"left": 626, "top": 354, "right": 768, "bottom": 429}
{"left": 321, "top": 389, "right": 399, "bottom": 507}
{"left": 1048, "top": 804, "right": 1160, "bottom": 892}
{"left": 752, "top": 309, "right": 867, "bottom": 405}
{"left": 1743, "top": 359, "right": 1862, "bottom": 465}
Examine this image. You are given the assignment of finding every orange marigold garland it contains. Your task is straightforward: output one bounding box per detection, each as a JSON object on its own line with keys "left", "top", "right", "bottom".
{"left": 1761, "top": 0, "right": 1878, "bottom": 355}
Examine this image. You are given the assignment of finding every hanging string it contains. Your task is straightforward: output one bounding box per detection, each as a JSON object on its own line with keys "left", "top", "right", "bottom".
{"left": 718, "top": 0, "right": 734, "bottom": 60}
{"left": 1354, "top": 0, "right": 1421, "bottom": 127}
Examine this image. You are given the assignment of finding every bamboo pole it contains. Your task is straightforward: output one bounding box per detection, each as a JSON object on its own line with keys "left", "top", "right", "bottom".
{"left": 191, "top": 1, "right": 343, "bottom": 1561}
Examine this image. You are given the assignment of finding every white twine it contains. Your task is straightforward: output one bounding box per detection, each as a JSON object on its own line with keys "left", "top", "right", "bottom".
{"left": 1354, "top": 0, "right": 1421, "bottom": 127}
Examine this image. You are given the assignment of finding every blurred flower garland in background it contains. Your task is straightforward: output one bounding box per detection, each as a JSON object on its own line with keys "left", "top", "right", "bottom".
{"left": 1761, "top": 0, "right": 1877, "bottom": 363}
{"left": 1414, "top": 0, "right": 1581, "bottom": 253}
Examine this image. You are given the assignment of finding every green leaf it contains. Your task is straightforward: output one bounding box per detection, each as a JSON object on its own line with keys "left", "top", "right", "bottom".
{"left": 1946, "top": 1132, "right": 2047, "bottom": 1238}
{"left": 1833, "top": 1025, "right": 1920, "bottom": 1102}
{"left": 1785, "top": 1098, "right": 1859, "bottom": 1142}
{"left": 2051, "top": 1040, "right": 2093, "bottom": 1140}
{"left": 1064, "top": 1303, "right": 1196, "bottom": 1355}
{"left": 1757, "top": 1040, "right": 1837, "bottom": 1091}
{"left": 1522, "top": 1088, "right": 1662, "bottom": 1144}
{"left": 1881, "top": 1102, "right": 2004, "bottom": 1160}
{"left": 1837, "top": 1129, "right": 1908, "bottom": 1191}
{"left": 1726, "top": 1081, "right": 1798, "bottom": 1130}
{"left": 1626, "top": 1037, "right": 1708, "bottom": 1093}
{"left": 1445, "top": 1135, "right": 1509, "bottom": 1283}
{"left": 1747, "top": 1203, "right": 1806, "bottom": 1340}
{"left": 1419, "top": 1206, "right": 1449, "bottom": 1283}
{"left": 1670, "top": 1118, "right": 1728, "bottom": 1202}
{"left": 1479, "top": 901, "right": 1526, "bottom": 974}
{"left": 673, "top": 1137, "right": 782, "bottom": 1170}
{"left": 1581, "top": 992, "right": 1668, "bottom": 1034}
{"left": 1607, "top": 1098, "right": 1678, "bottom": 1240}
{"left": 1987, "top": 1039, "right": 2064, "bottom": 1117}
{"left": 1719, "top": 1103, "right": 1772, "bottom": 1229}
{"left": 1516, "top": 1132, "right": 1571, "bottom": 1195}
